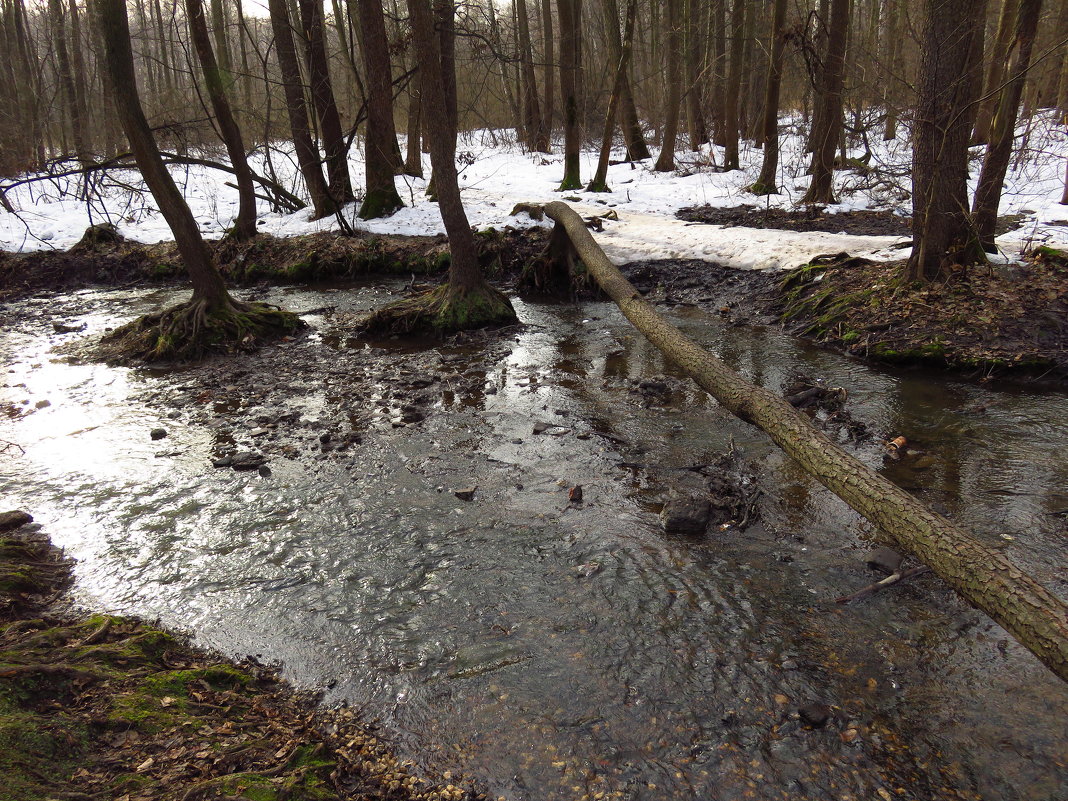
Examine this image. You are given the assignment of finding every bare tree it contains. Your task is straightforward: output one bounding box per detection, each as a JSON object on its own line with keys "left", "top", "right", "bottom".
{"left": 751, "top": 0, "right": 788, "bottom": 194}
{"left": 357, "top": 0, "right": 517, "bottom": 334}
{"left": 557, "top": 0, "right": 583, "bottom": 189}
{"left": 268, "top": 0, "right": 335, "bottom": 218}
{"left": 908, "top": 0, "right": 988, "bottom": 282}
{"left": 187, "top": 0, "right": 257, "bottom": 239}
{"left": 356, "top": 0, "right": 403, "bottom": 218}
{"left": 653, "top": 0, "right": 683, "bottom": 172}
{"left": 92, "top": 0, "right": 299, "bottom": 361}
{"left": 802, "top": 0, "right": 850, "bottom": 203}
{"left": 972, "top": 0, "right": 1043, "bottom": 251}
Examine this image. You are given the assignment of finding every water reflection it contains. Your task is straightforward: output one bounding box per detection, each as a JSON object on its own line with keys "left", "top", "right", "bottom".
{"left": 1, "top": 282, "right": 1066, "bottom": 801}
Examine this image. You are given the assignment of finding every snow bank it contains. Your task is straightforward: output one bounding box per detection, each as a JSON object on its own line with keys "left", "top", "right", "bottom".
{"left": 2, "top": 116, "right": 1065, "bottom": 271}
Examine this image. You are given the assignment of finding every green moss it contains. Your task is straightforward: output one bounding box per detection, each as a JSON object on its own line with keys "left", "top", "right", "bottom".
{"left": 358, "top": 188, "right": 404, "bottom": 220}
{"left": 0, "top": 710, "right": 88, "bottom": 801}
{"left": 747, "top": 180, "right": 778, "bottom": 196}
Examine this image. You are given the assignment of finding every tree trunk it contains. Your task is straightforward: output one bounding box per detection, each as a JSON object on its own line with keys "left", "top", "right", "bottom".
{"left": 751, "top": 0, "right": 788, "bottom": 194}
{"left": 356, "top": 0, "right": 403, "bottom": 218}
{"left": 298, "top": 0, "right": 354, "bottom": 204}
{"left": 588, "top": 0, "right": 637, "bottom": 191}
{"left": 406, "top": 0, "right": 516, "bottom": 326}
{"left": 188, "top": 0, "right": 258, "bottom": 239}
{"left": 723, "top": 0, "right": 744, "bottom": 170}
{"left": 404, "top": 75, "right": 423, "bottom": 178}
{"left": 541, "top": 199, "right": 1068, "bottom": 686}
{"left": 881, "top": 0, "right": 901, "bottom": 140}
{"left": 517, "top": 0, "right": 548, "bottom": 152}
{"left": 268, "top": 0, "right": 335, "bottom": 218}
{"left": 540, "top": 0, "right": 555, "bottom": 147}
{"left": 973, "top": 0, "right": 1020, "bottom": 145}
{"left": 684, "top": 0, "right": 708, "bottom": 151}
{"left": 972, "top": 0, "right": 1043, "bottom": 251}
{"left": 49, "top": 0, "right": 89, "bottom": 171}
{"left": 557, "top": 0, "right": 583, "bottom": 190}
{"left": 653, "top": 0, "right": 683, "bottom": 172}
{"left": 93, "top": 0, "right": 230, "bottom": 308}
{"left": 710, "top": 0, "right": 727, "bottom": 147}
{"left": 603, "top": 0, "right": 649, "bottom": 160}
{"left": 802, "top": 0, "right": 850, "bottom": 203}
{"left": 209, "top": 0, "right": 233, "bottom": 87}
{"left": 908, "top": 0, "right": 988, "bottom": 282}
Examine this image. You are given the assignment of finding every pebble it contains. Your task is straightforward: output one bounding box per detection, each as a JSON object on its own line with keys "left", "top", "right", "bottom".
{"left": 150, "top": 428, "right": 168, "bottom": 440}
{"left": 799, "top": 702, "right": 832, "bottom": 728}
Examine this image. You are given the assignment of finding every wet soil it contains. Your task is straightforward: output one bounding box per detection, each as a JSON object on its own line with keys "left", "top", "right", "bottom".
{"left": 676, "top": 204, "right": 1028, "bottom": 240}
{"left": 0, "top": 227, "right": 549, "bottom": 303}
{"left": 677, "top": 204, "right": 913, "bottom": 236}
{"left": 0, "top": 517, "right": 489, "bottom": 801}
{"left": 770, "top": 248, "right": 1068, "bottom": 381}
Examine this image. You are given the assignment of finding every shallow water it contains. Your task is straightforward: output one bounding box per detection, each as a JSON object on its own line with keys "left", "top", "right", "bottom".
{"left": 2, "top": 281, "right": 1067, "bottom": 801}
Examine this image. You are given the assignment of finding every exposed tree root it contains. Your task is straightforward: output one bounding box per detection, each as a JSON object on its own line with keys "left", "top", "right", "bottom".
{"left": 96, "top": 297, "right": 305, "bottom": 364}
{"left": 353, "top": 282, "right": 517, "bottom": 337}
{"left": 518, "top": 223, "right": 598, "bottom": 298}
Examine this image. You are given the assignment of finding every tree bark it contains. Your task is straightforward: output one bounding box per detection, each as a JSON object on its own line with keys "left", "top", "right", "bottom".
{"left": 723, "top": 0, "right": 744, "bottom": 170}
{"left": 541, "top": 199, "right": 1068, "bottom": 686}
{"left": 751, "top": 0, "right": 788, "bottom": 194}
{"left": 972, "top": 0, "right": 1043, "bottom": 251}
{"left": 588, "top": 0, "right": 637, "bottom": 191}
{"left": 908, "top": 0, "right": 988, "bottom": 282}
{"left": 684, "top": 0, "right": 708, "bottom": 151}
{"left": 407, "top": 0, "right": 514, "bottom": 328}
{"left": 268, "top": 0, "right": 335, "bottom": 218}
{"left": 973, "top": 0, "right": 1020, "bottom": 145}
{"left": 557, "top": 0, "right": 583, "bottom": 190}
{"left": 540, "top": 0, "right": 555, "bottom": 148}
{"left": 356, "top": 0, "right": 403, "bottom": 218}
{"left": 802, "top": 0, "right": 850, "bottom": 203}
{"left": 188, "top": 0, "right": 258, "bottom": 239}
{"left": 93, "top": 0, "right": 230, "bottom": 308}
{"left": 297, "top": 0, "right": 354, "bottom": 204}
{"left": 517, "top": 0, "right": 548, "bottom": 152}
{"left": 653, "top": 0, "right": 684, "bottom": 172}
{"left": 603, "top": 0, "right": 650, "bottom": 160}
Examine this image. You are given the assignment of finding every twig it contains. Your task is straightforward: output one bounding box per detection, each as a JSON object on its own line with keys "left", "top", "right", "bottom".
{"left": 835, "top": 565, "right": 931, "bottom": 604}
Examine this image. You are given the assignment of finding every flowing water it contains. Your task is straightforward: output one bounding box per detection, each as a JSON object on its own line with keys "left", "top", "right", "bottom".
{"left": 2, "top": 280, "right": 1067, "bottom": 801}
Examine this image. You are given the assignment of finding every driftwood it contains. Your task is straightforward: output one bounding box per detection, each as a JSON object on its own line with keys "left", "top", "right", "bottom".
{"left": 539, "top": 199, "right": 1068, "bottom": 684}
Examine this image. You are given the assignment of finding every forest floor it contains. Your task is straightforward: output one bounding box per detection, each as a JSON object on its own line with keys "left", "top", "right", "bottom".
{"left": 1, "top": 516, "right": 492, "bottom": 801}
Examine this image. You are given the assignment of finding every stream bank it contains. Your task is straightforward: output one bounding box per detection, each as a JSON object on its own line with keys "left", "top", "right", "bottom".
{"left": 0, "top": 514, "right": 486, "bottom": 801}
{"left": 6, "top": 227, "right": 1065, "bottom": 384}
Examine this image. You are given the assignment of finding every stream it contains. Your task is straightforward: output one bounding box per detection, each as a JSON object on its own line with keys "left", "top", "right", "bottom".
{"left": 2, "top": 277, "right": 1067, "bottom": 801}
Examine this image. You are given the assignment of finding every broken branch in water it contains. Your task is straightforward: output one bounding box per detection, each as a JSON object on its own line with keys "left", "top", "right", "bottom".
{"left": 835, "top": 566, "right": 932, "bottom": 604}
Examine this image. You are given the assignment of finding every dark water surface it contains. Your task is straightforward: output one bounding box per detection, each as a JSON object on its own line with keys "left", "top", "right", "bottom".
{"left": 2, "top": 282, "right": 1067, "bottom": 801}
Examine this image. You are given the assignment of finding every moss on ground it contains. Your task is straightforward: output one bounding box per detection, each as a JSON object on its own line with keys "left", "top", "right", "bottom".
{"left": 771, "top": 252, "right": 1068, "bottom": 381}
{"left": 354, "top": 282, "right": 518, "bottom": 337}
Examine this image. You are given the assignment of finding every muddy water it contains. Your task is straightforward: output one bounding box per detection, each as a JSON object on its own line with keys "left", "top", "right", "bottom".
{"left": 2, "top": 281, "right": 1067, "bottom": 801}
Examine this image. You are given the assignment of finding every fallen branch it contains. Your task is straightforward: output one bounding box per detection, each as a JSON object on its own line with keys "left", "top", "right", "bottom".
{"left": 539, "top": 199, "right": 1068, "bottom": 684}
{"left": 835, "top": 566, "right": 932, "bottom": 604}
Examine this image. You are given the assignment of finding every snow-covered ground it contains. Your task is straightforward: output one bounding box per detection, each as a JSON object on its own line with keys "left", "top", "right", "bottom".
{"left": 2, "top": 116, "right": 1066, "bottom": 271}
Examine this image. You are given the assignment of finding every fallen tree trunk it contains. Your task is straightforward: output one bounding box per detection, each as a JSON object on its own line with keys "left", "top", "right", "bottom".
{"left": 540, "top": 199, "right": 1068, "bottom": 684}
